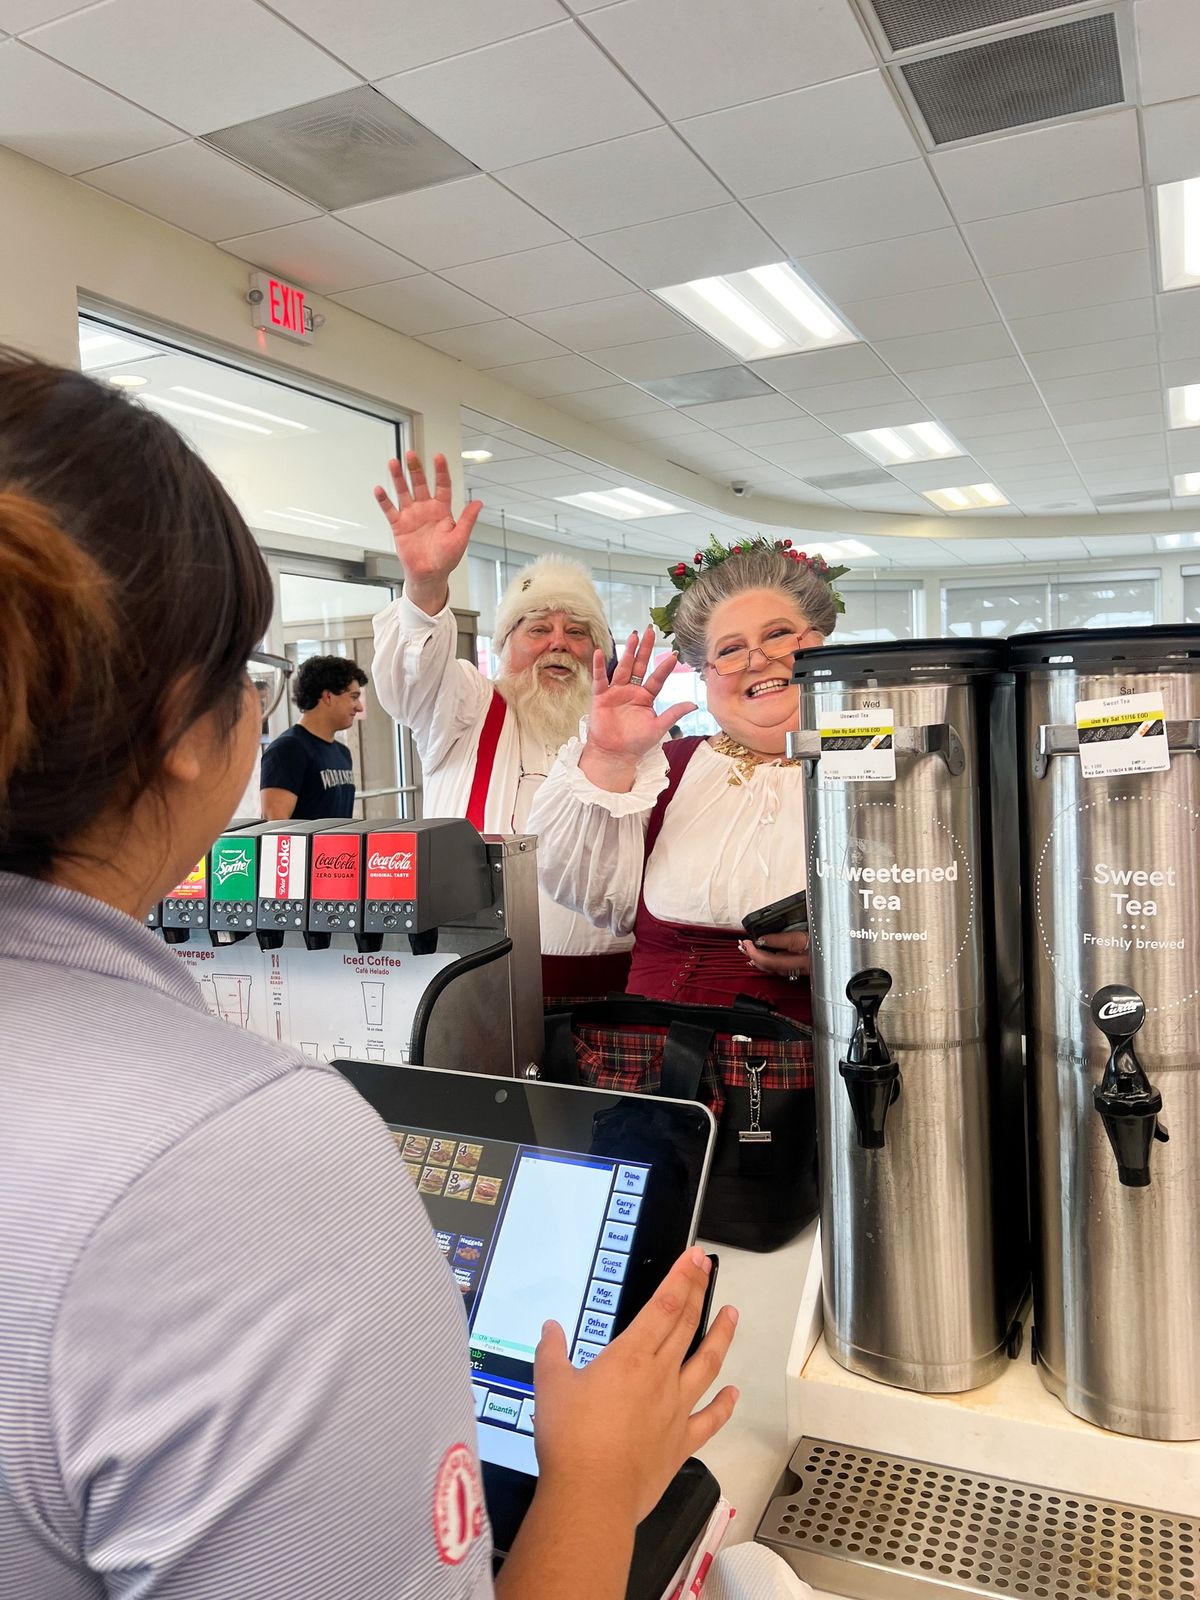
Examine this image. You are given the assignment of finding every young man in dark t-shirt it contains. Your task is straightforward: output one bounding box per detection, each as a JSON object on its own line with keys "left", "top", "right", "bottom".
{"left": 260, "top": 655, "right": 367, "bottom": 820}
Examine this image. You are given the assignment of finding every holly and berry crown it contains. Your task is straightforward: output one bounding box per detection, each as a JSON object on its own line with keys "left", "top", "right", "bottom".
{"left": 649, "top": 534, "right": 848, "bottom": 640}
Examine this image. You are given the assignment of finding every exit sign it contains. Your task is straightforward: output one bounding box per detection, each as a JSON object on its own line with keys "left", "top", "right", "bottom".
{"left": 248, "top": 271, "right": 314, "bottom": 345}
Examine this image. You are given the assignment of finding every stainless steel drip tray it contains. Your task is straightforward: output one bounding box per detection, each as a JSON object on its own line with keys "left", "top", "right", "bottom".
{"left": 757, "top": 1437, "right": 1197, "bottom": 1600}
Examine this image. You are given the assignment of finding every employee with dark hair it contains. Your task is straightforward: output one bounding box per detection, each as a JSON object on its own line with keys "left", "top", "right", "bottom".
{"left": 0, "top": 348, "right": 737, "bottom": 1600}
{"left": 260, "top": 653, "right": 366, "bottom": 820}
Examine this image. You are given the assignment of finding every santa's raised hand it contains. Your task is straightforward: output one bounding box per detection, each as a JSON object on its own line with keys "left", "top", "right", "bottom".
{"left": 373, "top": 450, "right": 482, "bottom": 616}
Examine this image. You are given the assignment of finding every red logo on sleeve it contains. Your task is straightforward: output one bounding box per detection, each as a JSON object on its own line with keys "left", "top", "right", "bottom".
{"left": 433, "top": 1442, "right": 484, "bottom": 1565}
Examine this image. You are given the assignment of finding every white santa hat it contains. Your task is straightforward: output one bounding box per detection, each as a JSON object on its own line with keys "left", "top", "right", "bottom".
{"left": 493, "top": 555, "right": 613, "bottom": 656}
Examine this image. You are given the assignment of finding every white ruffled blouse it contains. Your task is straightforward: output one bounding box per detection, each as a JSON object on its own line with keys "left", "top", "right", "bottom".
{"left": 526, "top": 737, "right": 808, "bottom": 938}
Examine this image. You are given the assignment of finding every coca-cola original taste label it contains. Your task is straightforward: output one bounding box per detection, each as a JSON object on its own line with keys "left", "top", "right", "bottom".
{"left": 365, "top": 831, "right": 417, "bottom": 900}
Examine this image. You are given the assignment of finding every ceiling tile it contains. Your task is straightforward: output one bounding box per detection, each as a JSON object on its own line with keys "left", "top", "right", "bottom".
{"left": 469, "top": 455, "right": 563, "bottom": 484}
{"left": 750, "top": 346, "right": 889, "bottom": 390}
{"left": 443, "top": 242, "right": 632, "bottom": 315}
{"left": 375, "top": 22, "right": 658, "bottom": 169}
{"left": 263, "top": 0, "right": 561, "bottom": 78}
{"left": 815, "top": 400, "right": 934, "bottom": 432}
{"left": 1051, "top": 393, "right": 1165, "bottom": 427}
{"left": 989, "top": 252, "right": 1153, "bottom": 319}
{"left": 975, "top": 447, "right": 1075, "bottom": 469}
{"left": 0, "top": 38, "right": 182, "bottom": 173}
{"left": 0, "top": 0, "right": 95, "bottom": 25}
{"left": 218, "top": 215, "right": 421, "bottom": 295}
{"left": 589, "top": 331, "right": 738, "bottom": 381}
{"left": 843, "top": 282, "right": 997, "bottom": 342}
{"left": 1010, "top": 299, "right": 1156, "bottom": 353}
{"left": 720, "top": 414, "right": 834, "bottom": 446}
{"left": 583, "top": 0, "right": 874, "bottom": 121}
{"left": 834, "top": 487, "right": 933, "bottom": 514}
{"left": 1158, "top": 286, "right": 1200, "bottom": 340}
{"left": 747, "top": 160, "right": 951, "bottom": 256}
{"left": 1142, "top": 96, "right": 1200, "bottom": 186}
{"left": 789, "top": 375, "right": 916, "bottom": 415}
{"left": 1039, "top": 365, "right": 1161, "bottom": 405}
{"left": 906, "top": 358, "right": 1030, "bottom": 398}
{"left": 941, "top": 408, "right": 1056, "bottom": 439}
{"left": 889, "top": 459, "right": 987, "bottom": 491}
{"left": 496, "top": 126, "right": 726, "bottom": 236}
{"left": 29, "top": 0, "right": 357, "bottom": 134}
{"left": 967, "top": 430, "right": 1068, "bottom": 455}
{"left": 79, "top": 141, "right": 319, "bottom": 241}
{"left": 1162, "top": 357, "right": 1200, "bottom": 390}
{"left": 934, "top": 539, "right": 1021, "bottom": 565}
{"left": 930, "top": 109, "right": 1141, "bottom": 223}
{"left": 419, "top": 320, "right": 567, "bottom": 365}
{"left": 934, "top": 382, "right": 1049, "bottom": 419}
{"left": 1023, "top": 335, "right": 1160, "bottom": 380}
{"left": 1168, "top": 431, "right": 1200, "bottom": 471}
{"left": 1135, "top": 0, "right": 1200, "bottom": 106}
{"left": 330, "top": 274, "right": 503, "bottom": 334}
{"left": 584, "top": 203, "right": 778, "bottom": 288}
{"left": 798, "top": 229, "right": 977, "bottom": 305}
{"left": 874, "top": 323, "right": 1018, "bottom": 373}
{"left": 515, "top": 473, "right": 624, "bottom": 498}
{"left": 487, "top": 353, "right": 632, "bottom": 396}
{"left": 1073, "top": 435, "right": 1168, "bottom": 462}
{"left": 1059, "top": 416, "right": 1165, "bottom": 444}
{"left": 334, "top": 175, "right": 564, "bottom": 271}
{"left": 678, "top": 70, "right": 915, "bottom": 198}
{"left": 603, "top": 411, "right": 708, "bottom": 440}
{"left": 678, "top": 394, "right": 802, "bottom": 428}
{"left": 521, "top": 293, "right": 689, "bottom": 351}
{"left": 962, "top": 190, "right": 1149, "bottom": 278}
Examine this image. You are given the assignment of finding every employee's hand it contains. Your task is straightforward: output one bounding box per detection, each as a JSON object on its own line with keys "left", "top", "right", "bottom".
{"left": 740, "top": 928, "right": 810, "bottom": 980}
{"left": 533, "top": 1246, "right": 738, "bottom": 1525}
{"left": 579, "top": 626, "right": 696, "bottom": 792}
{"left": 372, "top": 451, "right": 482, "bottom": 616}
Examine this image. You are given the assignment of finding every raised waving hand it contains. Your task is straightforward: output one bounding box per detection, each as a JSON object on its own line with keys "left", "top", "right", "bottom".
{"left": 579, "top": 626, "right": 697, "bottom": 792}
{"left": 373, "top": 450, "right": 482, "bottom": 616}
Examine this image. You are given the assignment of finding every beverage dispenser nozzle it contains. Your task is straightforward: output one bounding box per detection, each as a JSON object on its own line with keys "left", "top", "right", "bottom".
{"left": 1090, "top": 985, "right": 1169, "bottom": 1188}
{"left": 839, "top": 968, "right": 901, "bottom": 1149}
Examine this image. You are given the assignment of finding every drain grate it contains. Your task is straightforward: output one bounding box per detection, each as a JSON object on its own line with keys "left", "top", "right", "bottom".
{"left": 758, "top": 1438, "right": 1197, "bottom": 1599}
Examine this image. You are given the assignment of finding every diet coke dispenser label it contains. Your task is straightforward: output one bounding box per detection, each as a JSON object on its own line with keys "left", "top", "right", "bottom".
{"left": 309, "top": 831, "right": 363, "bottom": 933}
{"left": 161, "top": 858, "right": 208, "bottom": 930}
{"left": 364, "top": 830, "right": 418, "bottom": 933}
{"left": 256, "top": 831, "right": 309, "bottom": 932}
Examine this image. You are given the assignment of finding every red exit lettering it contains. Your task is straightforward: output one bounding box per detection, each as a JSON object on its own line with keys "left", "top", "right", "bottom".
{"left": 268, "top": 278, "right": 306, "bottom": 335}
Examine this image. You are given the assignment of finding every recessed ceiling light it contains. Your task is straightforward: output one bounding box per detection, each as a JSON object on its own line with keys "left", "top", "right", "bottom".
{"left": 171, "top": 385, "right": 306, "bottom": 430}
{"left": 141, "top": 394, "right": 271, "bottom": 434}
{"left": 1156, "top": 176, "right": 1200, "bottom": 292}
{"left": 845, "top": 420, "right": 965, "bottom": 465}
{"left": 1174, "top": 472, "right": 1200, "bottom": 496}
{"left": 1156, "top": 532, "right": 1200, "bottom": 549}
{"left": 462, "top": 449, "right": 493, "bottom": 463}
{"left": 922, "top": 483, "right": 1008, "bottom": 511}
{"left": 1167, "top": 384, "right": 1200, "bottom": 428}
{"left": 654, "top": 260, "right": 857, "bottom": 361}
{"left": 555, "top": 487, "right": 682, "bottom": 521}
{"left": 265, "top": 508, "right": 364, "bottom": 531}
{"left": 78, "top": 328, "right": 159, "bottom": 372}
{"left": 285, "top": 505, "right": 362, "bottom": 528}
{"left": 108, "top": 374, "right": 148, "bottom": 389}
{"left": 819, "top": 539, "right": 877, "bottom": 559}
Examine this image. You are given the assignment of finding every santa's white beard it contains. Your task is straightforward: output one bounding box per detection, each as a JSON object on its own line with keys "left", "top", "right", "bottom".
{"left": 497, "top": 653, "right": 592, "bottom": 753}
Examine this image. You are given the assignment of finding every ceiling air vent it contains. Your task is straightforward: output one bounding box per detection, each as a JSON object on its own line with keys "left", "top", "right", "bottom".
{"left": 1092, "top": 490, "right": 1165, "bottom": 507}
{"left": 868, "top": 0, "right": 1085, "bottom": 53}
{"left": 898, "top": 12, "right": 1123, "bottom": 144}
{"left": 807, "top": 469, "right": 895, "bottom": 491}
{"left": 203, "top": 86, "right": 477, "bottom": 211}
{"left": 638, "top": 368, "right": 771, "bottom": 406}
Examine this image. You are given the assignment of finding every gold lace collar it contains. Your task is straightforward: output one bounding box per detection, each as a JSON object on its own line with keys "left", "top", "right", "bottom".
{"left": 709, "top": 732, "right": 801, "bottom": 788}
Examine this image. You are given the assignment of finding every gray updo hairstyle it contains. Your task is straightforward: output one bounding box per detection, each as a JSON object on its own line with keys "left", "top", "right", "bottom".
{"left": 671, "top": 549, "right": 838, "bottom": 670}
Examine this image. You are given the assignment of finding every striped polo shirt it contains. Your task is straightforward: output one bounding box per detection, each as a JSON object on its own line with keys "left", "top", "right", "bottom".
{"left": 0, "top": 873, "right": 493, "bottom": 1597}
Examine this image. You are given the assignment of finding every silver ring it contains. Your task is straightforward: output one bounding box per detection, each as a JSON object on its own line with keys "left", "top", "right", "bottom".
{"left": 629, "top": 674, "right": 643, "bottom": 686}
{"left": 787, "top": 970, "right": 802, "bottom": 983}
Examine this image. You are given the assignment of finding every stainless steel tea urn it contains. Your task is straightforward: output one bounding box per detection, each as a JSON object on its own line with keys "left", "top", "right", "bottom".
{"left": 1013, "top": 625, "right": 1200, "bottom": 1439}
{"left": 790, "top": 639, "right": 1028, "bottom": 1393}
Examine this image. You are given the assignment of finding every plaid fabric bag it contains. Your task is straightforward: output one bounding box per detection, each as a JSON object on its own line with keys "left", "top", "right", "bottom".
{"left": 542, "top": 996, "right": 818, "bottom": 1252}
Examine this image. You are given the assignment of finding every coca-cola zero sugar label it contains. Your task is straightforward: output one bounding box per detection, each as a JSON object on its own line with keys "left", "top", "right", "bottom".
{"left": 311, "top": 833, "right": 362, "bottom": 899}
{"left": 365, "top": 831, "right": 418, "bottom": 900}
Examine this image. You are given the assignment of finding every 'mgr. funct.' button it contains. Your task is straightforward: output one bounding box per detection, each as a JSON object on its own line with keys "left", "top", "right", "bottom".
{"left": 594, "top": 1251, "right": 629, "bottom": 1284}
{"left": 586, "top": 1279, "right": 619, "bottom": 1314}
{"left": 579, "top": 1310, "right": 615, "bottom": 1344}
{"left": 607, "top": 1192, "right": 642, "bottom": 1225}
{"left": 483, "top": 1392, "right": 523, "bottom": 1428}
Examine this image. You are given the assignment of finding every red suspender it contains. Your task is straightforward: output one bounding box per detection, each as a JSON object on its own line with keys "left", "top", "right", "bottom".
{"left": 466, "top": 690, "right": 508, "bottom": 830}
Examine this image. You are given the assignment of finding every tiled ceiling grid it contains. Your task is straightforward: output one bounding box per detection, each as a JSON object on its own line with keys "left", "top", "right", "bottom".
{"left": 1, "top": 0, "right": 1199, "bottom": 546}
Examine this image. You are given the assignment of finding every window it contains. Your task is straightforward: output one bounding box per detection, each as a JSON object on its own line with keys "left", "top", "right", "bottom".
{"left": 943, "top": 573, "right": 1158, "bottom": 637}
{"left": 837, "top": 581, "right": 920, "bottom": 644}
{"left": 1184, "top": 570, "right": 1200, "bottom": 623}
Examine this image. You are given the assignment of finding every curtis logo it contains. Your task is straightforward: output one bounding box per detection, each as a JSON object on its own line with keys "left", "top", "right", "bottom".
{"left": 1098, "top": 997, "right": 1140, "bottom": 1021}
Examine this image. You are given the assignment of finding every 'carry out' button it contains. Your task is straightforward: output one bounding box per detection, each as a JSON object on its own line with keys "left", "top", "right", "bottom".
{"left": 607, "top": 1192, "right": 642, "bottom": 1225}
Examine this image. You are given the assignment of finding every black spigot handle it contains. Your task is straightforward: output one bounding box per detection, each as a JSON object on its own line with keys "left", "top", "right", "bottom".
{"left": 840, "top": 968, "right": 900, "bottom": 1150}
{"left": 1090, "top": 985, "right": 1166, "bottom": 1188}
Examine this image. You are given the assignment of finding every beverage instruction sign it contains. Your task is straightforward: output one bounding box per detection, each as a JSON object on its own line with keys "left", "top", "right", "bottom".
{"left": 1075, "top": 692, "right": 1169, "bottom": 779}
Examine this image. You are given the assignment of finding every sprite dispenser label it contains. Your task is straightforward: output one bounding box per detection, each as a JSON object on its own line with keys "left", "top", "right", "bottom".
{"left": 211, "top": 838, "right": 256, "bottom": 902}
